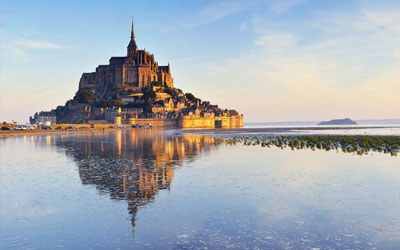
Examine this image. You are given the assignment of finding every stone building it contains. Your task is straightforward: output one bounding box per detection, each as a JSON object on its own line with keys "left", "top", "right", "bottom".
{"left": 30, "top": 111, "right": 57, "bottom": 125}
{"left": 78, "top": 18, "right": 174, "bottom": 99}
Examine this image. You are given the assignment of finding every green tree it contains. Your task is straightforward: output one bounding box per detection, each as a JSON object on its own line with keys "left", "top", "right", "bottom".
{"left": 185, "top": 93, "right": 196, "bottom": 103}
{"left": 142, "top": 87, "right": 156, "bottom": 100}
{"left": 75, "top": 89, "right": 94, "bottom": 104}
{"left": 164, "top": 86, "right": 177, "bottom": 97}
{"left": 143, "top": 100, "right": 153, "bottom": 114}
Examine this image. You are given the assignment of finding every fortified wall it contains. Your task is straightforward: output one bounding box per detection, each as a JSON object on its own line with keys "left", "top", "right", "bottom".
{"left": 177, "top": 115, "right": 243, "bottom": 128}
{"left": 118, "top": 115, "right": 243, "bottom": 129}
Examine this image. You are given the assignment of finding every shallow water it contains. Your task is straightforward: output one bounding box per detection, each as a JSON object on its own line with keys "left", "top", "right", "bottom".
{"left": 1, "top": 130, "right": 400, "bottom": 249}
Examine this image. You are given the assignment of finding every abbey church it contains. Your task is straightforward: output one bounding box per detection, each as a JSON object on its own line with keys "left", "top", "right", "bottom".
{"left": 79, "top": 19, "right": 173, "bottom": 98}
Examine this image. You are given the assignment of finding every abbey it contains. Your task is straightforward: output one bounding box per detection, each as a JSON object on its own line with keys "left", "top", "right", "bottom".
{"left": 31, "top": 19, "right": 243, "bottom": 128}
{"left": 79, "top": 19, "right": 173, "bottom": 99}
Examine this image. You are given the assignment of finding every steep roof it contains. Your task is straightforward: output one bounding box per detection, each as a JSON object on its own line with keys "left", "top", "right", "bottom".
{"left": 127, "top": 17, "right": 138, "bottom": 50}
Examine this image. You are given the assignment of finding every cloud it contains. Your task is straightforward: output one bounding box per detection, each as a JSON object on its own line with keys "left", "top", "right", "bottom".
{"left": 394, "top": 49, "right": 400, "bottom": 59}
{"left": 203, "top": 49, "right": 400, "bottom": 121}
{"left": 181, "top": 0, "right": 248, "bottom": 29}
{"left": 195, "top": 3, "right": 400, "bottom": 121}
{"left": 16, "top": 40, "right": 64, "bottom": 49}
{"left": 176, "top": 0, "right": 307, "bottom": 30}
{"left": 267, "top": 0, "right": 307, "bottom": 12}
{"left": 360, "top": 9, "right": 400, "bottom": 33}
{"left": 254, "top": 32, "right": 298, "bottom": 53}
{"left": 174, "top": 56, "right": 207, "bottom": 63}
{"left": 1, "top": 44, "right": 28, "bottom": 61}
{"left": 182, "top": 4, "right": 400, "bottom": 121}
{"left": 239, "top": 22, "right": 247, "bottom": 32}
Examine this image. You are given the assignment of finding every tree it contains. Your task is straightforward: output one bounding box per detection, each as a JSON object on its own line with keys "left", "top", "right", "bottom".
{"left": 74, "top": 89, "right": 94, "bottom": 104}
{"left": 185, "top": 93, "right": 197, "bottom": 103}
{"left": 164, "top": 86, "right": 177, "bottom": 97}
{"left": 143, "top": 100, "right": 153, "bottom": 114}
{"left": 142, "top": 87, "right": 156, "bottom": 100}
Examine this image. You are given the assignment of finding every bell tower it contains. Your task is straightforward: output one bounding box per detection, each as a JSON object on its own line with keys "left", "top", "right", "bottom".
{"left": 127, "top": 17, "right": 138, "bottom": 57}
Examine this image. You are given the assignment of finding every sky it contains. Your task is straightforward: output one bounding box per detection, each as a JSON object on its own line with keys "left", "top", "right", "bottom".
{"left": 1, "top": 0, "right": 400, "bottom": 123}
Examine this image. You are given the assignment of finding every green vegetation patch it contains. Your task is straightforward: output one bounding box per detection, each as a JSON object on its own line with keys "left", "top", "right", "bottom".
{"left": 223, "top": 135, "right": 400, "bottom": 156}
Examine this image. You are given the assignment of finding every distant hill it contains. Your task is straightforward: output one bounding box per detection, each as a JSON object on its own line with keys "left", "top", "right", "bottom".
{"left": 318, "top": 118, "right": 357, "bottom": 126}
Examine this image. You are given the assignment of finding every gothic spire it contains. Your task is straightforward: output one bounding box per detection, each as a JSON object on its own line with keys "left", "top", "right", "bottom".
{"left": 131, "top": 16, "right": 135, "bottom": 39}
{"left": 127, "top": 17, "right": 138, "bottom": 55}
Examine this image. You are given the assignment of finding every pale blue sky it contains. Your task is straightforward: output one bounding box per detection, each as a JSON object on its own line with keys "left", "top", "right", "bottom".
{"left": 1, "top": 0, "right": 400, "bottom": 123}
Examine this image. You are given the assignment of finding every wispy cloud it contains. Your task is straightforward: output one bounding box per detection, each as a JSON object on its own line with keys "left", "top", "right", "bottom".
{"left": 267, "top": 0, "right": 307, "bottom": 12}
{"left": 239, "top": 22, "right": 248, "bottom": 32}
{"left": 16, "top": 40, "right": 64, "bottom": 49}
{"left": 394, "top": 49, "right": 400, "bottom": 59}
{"left": 360, "top": 9, "right": 400, "bottom": 33}
{"left": 254, "top": 32, "right": 298, "bottom": 53}
{"left": 176, "top": 0, "right": 307, "bottom": 30}
{"left": 193, "top": 4, "right": 400, "bottom": 121}
{"left": 174, "top": 56, "right": 207, "bottom": 63}
{"left": 181, "top": 0, "right": 248, "bottom": 29}
{"left": 1, "top": 44, "right": 28, "bottom": 61}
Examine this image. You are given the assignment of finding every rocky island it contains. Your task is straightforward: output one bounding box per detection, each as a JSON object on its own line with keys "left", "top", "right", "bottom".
{"left": 30, "top": 19, "right": 243, "bottom": 128}
{"left": 318, "top": 118, "right": 357, "bottom": 126}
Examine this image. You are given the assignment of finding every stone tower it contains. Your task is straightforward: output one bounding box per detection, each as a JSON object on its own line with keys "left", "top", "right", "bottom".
{"left": 127, "top": 17, "right": 138, "bottom": 57}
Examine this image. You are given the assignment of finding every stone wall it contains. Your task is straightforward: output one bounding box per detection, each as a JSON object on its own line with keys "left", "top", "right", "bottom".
{"left": 177, "top": 115, "right": 243, "bottom": 129}
{"left": 120, "top": 116, "right": 243, "bottom": 128}
{"left": 57, "top": 116, "right": 243, "bottom": 129}
{"left": 122, "top": 118, "right": 177, "bottom": 127}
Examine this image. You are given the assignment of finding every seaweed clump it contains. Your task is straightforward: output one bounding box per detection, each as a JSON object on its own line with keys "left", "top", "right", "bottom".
{"left": 223, "top": 135, "right": 400, "bottom": 156}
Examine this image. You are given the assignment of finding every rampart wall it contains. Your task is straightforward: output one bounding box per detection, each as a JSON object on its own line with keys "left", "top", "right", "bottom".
{"left": 54, "top": 115, "right": 243, "bottom": 129}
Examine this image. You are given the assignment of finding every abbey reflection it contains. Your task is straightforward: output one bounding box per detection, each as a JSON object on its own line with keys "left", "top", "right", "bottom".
{"left": 51, "top": 130, "right": 221, "bottom": 232}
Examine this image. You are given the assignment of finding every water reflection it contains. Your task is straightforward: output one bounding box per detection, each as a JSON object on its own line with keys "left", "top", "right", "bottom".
{"left": 52, "top": 129, "right": 221, "bottom": 234}
{"left": 2, "top": 130, "right": 400, "bottom": 249}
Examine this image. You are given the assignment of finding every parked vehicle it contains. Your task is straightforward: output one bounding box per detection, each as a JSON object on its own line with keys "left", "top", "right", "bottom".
{"left": 55, "top": 126, "right": 63, "bottom": 130}
{"left": 65, "top": 126, "right": 76, "bottom": 130}
{"left": 14, "top": 126, "right": 27, "bottom": 131}
{"left": 1, "top": 127, "right": 11, "bottom": 131}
